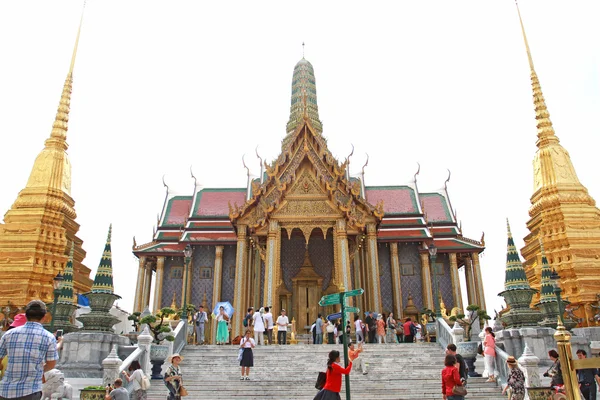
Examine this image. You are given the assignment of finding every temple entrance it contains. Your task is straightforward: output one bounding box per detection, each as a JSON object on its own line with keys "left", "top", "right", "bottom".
{"left": 292, "top": 249, "right": 323, "bottom": 332}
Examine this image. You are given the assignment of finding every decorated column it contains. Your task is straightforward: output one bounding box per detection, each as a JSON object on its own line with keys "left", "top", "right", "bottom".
{"left": 420, "top": 252, "right": 434, "bottom": 310}
{"left": 263, "top": 220, "right": 279, "bottom": 307}
{"left": 471, "top": 252, "right": 486, "bottom": 310}
{"left": 465, "top": 257, "right": 478, "bottom": 307}
{"left": 390, "top": 242, "right": 403, "bottom": 317}
{"left": 234, "top": 224, "right": 249, "bottom": 338}
{"left": 142, "top": 261, "right": 152, "bottom": 310}
{"left": 449, "top": 253, "right": 463, "bottom": 312}
{"left": 336, "top": 219, "right": 352, "bottom": 291}
{"left": 212, "top": 245, "right": 225, "bottom": 342}
{"left": 366, "top": 223, "right": 382, "bottom": 312}
{"left": 152, "top": 256, "right": 165, "bottom": 312}
{"left": 133, "top": 256, "right": 146, "bottom": 312}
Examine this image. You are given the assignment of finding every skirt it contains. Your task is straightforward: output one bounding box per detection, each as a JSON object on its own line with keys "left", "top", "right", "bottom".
{"left": 314, "top": 389, "right": 341, "bottom": 400}
{"left": 216, "top": 321, "right": 229, "bottom": 343}
{"left": 240, "top": 347, "right": 253, "bottom": 367}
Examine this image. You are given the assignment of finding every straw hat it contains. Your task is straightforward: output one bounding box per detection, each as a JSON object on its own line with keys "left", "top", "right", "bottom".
{"left": 507, "top": 356, "right": 517, "bottom": 365}
{"left": 168, "top": 353, "right": 184, "bottom": 363}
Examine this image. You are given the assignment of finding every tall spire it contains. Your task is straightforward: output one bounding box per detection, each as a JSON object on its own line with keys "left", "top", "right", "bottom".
{"left": 538, "top": 239, "right": 556, "bottom": 304}
{"left": 504, "top": 219, "right": 530, "bottom": 291}
{"left": 91, "top": 224, "right": 115, "bottom": 294}
{"left": 284, "top": 51, "right": 323, "bottom": 139}
{"left": 58, "top": 242, "right": 76, "bottom": 304}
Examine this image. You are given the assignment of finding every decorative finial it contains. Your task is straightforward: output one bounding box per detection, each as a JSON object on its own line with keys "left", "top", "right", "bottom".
{"left": 107, "top": 223, "right": 112, "bottom": 243}
{"left": 361, "top": 154, "right": 369, "bottom": 175}
{"left": 413, "top": 162, "right": 421, "bottom": 183}
{"left": 302, "top": 42, "right": 305, "bottom": 58}
{"left": 91, "top": 224, "right": 115, "bottom": 294}
{"left": 162, "top": 175, "right": 169, "bottom": 194}
{"left": 190, "top": 165, "right": 198, "bottom": 188}
{"left": 507, "top": 218, "right": 512, "bottom": 237}
{"left": 242, "top": 155, "right": 250, "bottom": 177}
{"left": 444, "top": 169, "right": 451, "bottom": 191}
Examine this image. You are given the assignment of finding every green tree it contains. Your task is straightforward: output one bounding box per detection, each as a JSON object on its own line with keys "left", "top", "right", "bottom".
{"left": 139, "top": 307, "right": 177, "bottom": 344}
{"left": 449, "top": 304, "right": 491, "bottom": 339}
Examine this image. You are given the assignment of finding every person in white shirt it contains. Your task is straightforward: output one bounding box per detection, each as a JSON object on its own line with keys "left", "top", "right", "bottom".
{"left": 252, "top": 308, "right": 265, "bottom": 345}
{"left": 263, "top": 307, "right": 274, "bottom": 345}
{"left": 276, "top": 309, "right": 289, "bottom": 345}
{"left": 239, "top": 330, "right": 256, "bottom": 380}
{"left": 354, "top": 315, "right": 365, "bottom": 343}
{"left": 122, "top": 360, "right": 146, "bottom": 400}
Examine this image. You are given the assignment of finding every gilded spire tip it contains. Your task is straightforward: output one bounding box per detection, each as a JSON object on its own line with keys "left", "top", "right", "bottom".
{"left": 507, "top": 218, "right": 512, "bottom": 237}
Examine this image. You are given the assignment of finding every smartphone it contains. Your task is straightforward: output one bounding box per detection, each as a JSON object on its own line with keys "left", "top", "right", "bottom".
{"left": 56, "top": 329, "right": 64, "bottom": 338}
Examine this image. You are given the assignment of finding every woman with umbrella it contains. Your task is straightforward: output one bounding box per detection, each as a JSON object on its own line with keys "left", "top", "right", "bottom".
{"left": 216, "top": 305, "right": 230, "bottom": 345}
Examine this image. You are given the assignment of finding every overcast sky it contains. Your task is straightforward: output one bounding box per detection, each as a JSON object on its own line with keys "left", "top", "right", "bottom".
{"left": 0, "top": 1, "right": 598, "bottom": 316}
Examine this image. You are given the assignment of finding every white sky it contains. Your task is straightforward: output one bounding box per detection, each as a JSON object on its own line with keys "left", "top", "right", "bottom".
{"left": 0, "top": 1, "right": 598, "bottom": 317}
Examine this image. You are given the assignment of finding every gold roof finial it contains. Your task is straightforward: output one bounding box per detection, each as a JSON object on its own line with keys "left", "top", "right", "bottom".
{"left": 515, "top": 1, "right": 558, "bottom": 148}
{"left": 302, "top": 42, "right": 305, "bottom": 59}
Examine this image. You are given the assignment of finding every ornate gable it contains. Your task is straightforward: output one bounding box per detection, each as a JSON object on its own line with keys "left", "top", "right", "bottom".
{"left": 229, "top": 120, "right": 383, "bottom": 231}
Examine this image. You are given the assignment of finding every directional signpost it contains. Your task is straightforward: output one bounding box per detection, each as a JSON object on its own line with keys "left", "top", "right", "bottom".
{"left": 319, "top": 288, "right": 364, "bottom": 400}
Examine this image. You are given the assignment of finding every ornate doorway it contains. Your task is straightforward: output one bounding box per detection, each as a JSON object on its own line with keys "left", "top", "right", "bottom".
{"left": 292, "top": 249, "right": 323, "bottom": 331}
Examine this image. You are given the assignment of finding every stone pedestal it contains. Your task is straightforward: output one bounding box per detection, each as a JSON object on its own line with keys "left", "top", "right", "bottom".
{"left": 102, "top": 345, "right": 122, "bottom": 386}
{"left": 519, "top": 343, "right": 541, "bottom": 399}
{"left": 59, "top": 331, "right": 129, "bottom": 378}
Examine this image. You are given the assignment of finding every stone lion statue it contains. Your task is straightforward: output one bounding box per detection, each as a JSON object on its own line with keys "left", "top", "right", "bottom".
{"left": 42, "top": 369, "right": 73, "bottom": 400}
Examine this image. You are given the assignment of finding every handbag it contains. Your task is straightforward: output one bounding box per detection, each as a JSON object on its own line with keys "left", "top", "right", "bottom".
{"left": 477, "top": 343, "right": 484, "bottom": 355}
{"left": 315, "top": 371, "right": 326, "bottom": 390}
{"left": 178, "top": 385, "right": 189, "bottom": 397}
{"left": 140, "top": 374, "right": 151, "bottom": 390}
{"left": 452, "top": 385, "right": 467, "bottom": 396}
{"left": 238, "top": 347, "right": 244, "bottom": 361}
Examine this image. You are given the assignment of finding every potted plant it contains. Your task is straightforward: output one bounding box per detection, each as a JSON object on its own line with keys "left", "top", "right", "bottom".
{"left": 139, "top": 307, "right": 176, "bottom": 379}
{"left": 449, "top": 304, "right": 491, "bottom": 377}
{"left": 80, "top": 385, "right": 107, "bottom": 400}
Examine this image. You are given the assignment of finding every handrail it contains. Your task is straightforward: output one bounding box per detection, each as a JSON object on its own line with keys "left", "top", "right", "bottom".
{"left": 493, "top": 344, "right": 510, "bottom": 387}
{"left": 172, "top": 320, "right": 187, "bottom": 354}
{"left": 118, "top": 346, "right": 144, "bottom": 374}
{"left": 436, "top": 317, "right": 453, "bottom": 349}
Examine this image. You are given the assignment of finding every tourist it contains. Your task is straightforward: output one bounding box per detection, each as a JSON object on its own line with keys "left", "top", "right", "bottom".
{"left": 164, "top": 353, "right": 183, "bottom": 400}
{"left": 105, "top": 378, "right": 129, "bottom": 400}
{"left": 193, "top": 305, "right": 207, "bottom": 345}
{"left": 403, "top": 317, "right": 415, "bottom": 343}
{"left": 276, "top": 309, "right": 289, "bottom": 345}
{"left": 386, "top": 312, "right": 397, "bottom": 343}
{"left": 122, "top": 360, "right": 147, "bottom": 400}
{"left": 576, "top": 349, "right": 598, "bottom": 400}
{"left": 215, "top": 306, "right": 229, "bottom": 345}
{"left": 239, "top": 329, "right": 256, "bottom": 380}
{"left": 376, "top": 314, "right": 386, "bottom": 344}
{"left": 348, "top": 342, "right": 367, "bottom": 375}
{"left": 0, "top": 313, "right": 27, "bottom": 380}
{"left": 311, "top": 321, "right": 317, "bottom": 344}
{"left": 345, "top": 321, "right": 351, "bottom": 344}
{"left": 243, "top": 307, "right": 254, "bottom": 331}
{"left": 502, "top": 356, "right": 525, "bottom": 400}
{"left": 441, "top": 354, "right": 465, "bottom": 400}
{"left": 354, "top": 315, "right": 365, "bottom": 344}
{"left": 314, "top": 350, "right": 352, "bottom": 400}
{"left": 252, "top": 307, "right": 265, "bottom": 345}
{"left": 336, "top": 319, "right": 344, "bottom": 344}
{"left": 543, "top": 350, "right": 564, "bottom": 390}
{"left": 483, "top": 327, "right": 496, "bottom": 382}
{"left": 0, "top": 300, "right": 58, "bottom": 400}
{"left": 395, "top": 321, "right": 404, "bottom": 344}
{"left": 326, "top": 319, "right": 335, "bottom": 344}
{"left": 415, "top": 320, "right": 424, "bottom": 343}
{"left": 365, "top": 312, "right": 376, "bottom": 343}
{"left": 263, "top": 307, "right": 274, "bottom": 345}
{"left": 315, "top": 314, "right": 324, "bottom": 345}
{"left": 446, "top": 344, "right": 468, "bottom": 384}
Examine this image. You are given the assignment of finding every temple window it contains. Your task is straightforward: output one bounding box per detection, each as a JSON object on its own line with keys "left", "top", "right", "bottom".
{"left": 200, "top": 267, "right": 212, "bottom": 280}
{"left": 401, "top": 264, "right": 414, "bottom": 276}
{"left": 170, "top": 267, "right": 183, "bottom": 279}
{"left": 433, "top": 263, "right": 444, "bottom": 275}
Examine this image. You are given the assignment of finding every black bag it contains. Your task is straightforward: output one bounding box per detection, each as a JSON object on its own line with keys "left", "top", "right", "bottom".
{"left": 315, "top": 371, "right": 326, "bottom": 390}
{"left": 477, "top": 343, "right": 484, "bottom": 355}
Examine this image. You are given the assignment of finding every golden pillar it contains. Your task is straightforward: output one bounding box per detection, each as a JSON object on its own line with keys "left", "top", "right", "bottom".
{"left": 366, "top": 223, "right": 382, "bottom": 312}
{"left": 152, "top": 256, "right": 165, "bottom": 312}
{"left": 244, "top": 243, "right": 253, "bottom": 313}
{"left": 234, "top": 225, "right": 249, "bottom": 338}
{"left": 211, "top": 245, "right": 225, "bottom": 342}
{"left": 554, "top": 320, "right": 581, "bottom": 400}
{"left": 449, "top": 253, "right": 463, "bottom": 312}
{"left": 465, "top": 257, "right": 477, "bottom": 307}
{"left": 336, "top": 219, "right": 351, "bottom": 291}
{"left": 133, "top": 256, "right": 146, "bottom": 312}
{"left": 420, "top": 252, "right": 434, "bottom": 310}
{"left": 263, "top": 220, "right": 280, "bottom": 307}
{"left": 253, "top": 247, "right": 261, "bottom": 309}
{"left": 360, "top": 243, "right": 370, "bottom": 312}
{"left": 142, "top": 262, "right": 153, "bottom": 310}
{"left": 471, "top": 252, "right": 486, "bottom": 310}
{"left": 390, "top": 243, "right": 403, "bottom": 318}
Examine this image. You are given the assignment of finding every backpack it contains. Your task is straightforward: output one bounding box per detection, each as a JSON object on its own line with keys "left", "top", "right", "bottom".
{"left": 409, "top": 323, "right": 417, "bottom": 336}
{"left": 243, "top": 317, "right": 248, "bottom": 327}
{"left": 140, "top": 374, "right": 151, "bottom": 390}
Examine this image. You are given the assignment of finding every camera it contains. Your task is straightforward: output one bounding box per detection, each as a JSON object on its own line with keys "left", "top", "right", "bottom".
{"left": 543, "top": 372, "right": 549, "bottom": 377}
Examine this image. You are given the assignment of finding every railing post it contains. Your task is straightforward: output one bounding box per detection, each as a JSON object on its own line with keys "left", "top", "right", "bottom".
{"left": 137, "top": 326, "right": 153, "bottom": 378}
{"left": 451, "top": 322, "right": 464, "bottom": 344}
{"left": 518, "top": 343, "right": 540, "bottom": 400}
{"left": 102, "top": 345, "right": 122, "bottom": 387}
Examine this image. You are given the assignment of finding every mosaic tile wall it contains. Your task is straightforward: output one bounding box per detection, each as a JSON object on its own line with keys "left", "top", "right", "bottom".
{"left": 310, "top": 233, "right": 335, "bottom": 291}
{"left": 190, "top": 246, "right": 215, "bottom": 310}
{"left": 378, "top": 243, "right": 393, "bottom": 314}
{"left": 161, "top": 256, "right": 184, "bottom": 309}
{"left": 221, "top": 245, "right": 237, "bottom": 303}
{"left": 398, "top": 243, "right": 424, "bottom": 310}
{"left": 436, "top": 254, "right": 455, "bottom": 310}
{"left": 281, "top": 234, "right": 307, "bottom": 292}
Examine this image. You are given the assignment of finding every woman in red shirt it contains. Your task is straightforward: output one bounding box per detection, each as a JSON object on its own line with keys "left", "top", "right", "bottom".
{"left": 441, "top": 354, "right": 465, "bottom": 400}
{"left": 314, "top": 350, "right": 352, "bottom": 400}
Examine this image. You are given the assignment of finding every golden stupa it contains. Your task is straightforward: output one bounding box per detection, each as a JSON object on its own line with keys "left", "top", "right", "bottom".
{"left": 0, "top": 8, "right": 92, "bottom": 307}
{"left": 516, "top": 5, "right": 600, "bottom": 327}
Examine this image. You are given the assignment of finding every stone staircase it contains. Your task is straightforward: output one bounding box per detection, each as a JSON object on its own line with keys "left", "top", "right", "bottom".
{"left": 145, "top": 342, "right": 505, "bottom": 399}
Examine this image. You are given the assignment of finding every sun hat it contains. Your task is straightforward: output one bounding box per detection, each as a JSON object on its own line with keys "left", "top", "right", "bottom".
{"left": 168, "top": 353, "right": 184, "bottom": 363}
{"left": 507, "top": 356, "right": 517, "bottom": 364}
{"left": 10, "top": 313, "right": 27, "bottom": 328}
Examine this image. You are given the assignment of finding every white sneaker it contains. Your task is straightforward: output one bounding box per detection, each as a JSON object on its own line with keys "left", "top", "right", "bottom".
{"left": 240, "top": 376, "right": 245, "bottom": 380}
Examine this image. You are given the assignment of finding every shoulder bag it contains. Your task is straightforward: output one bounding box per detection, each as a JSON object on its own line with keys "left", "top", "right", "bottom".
{"left": 452, "top": 385, "right": 467, "bottom": 396}
{"left": 178, "top": 385, "right": 189, "bottom": 397}
{"left": 140, "top": 373, "right": 151, "bottom": 390}
{"left": 315, "top": 371, "right": 327, "bottom": 390}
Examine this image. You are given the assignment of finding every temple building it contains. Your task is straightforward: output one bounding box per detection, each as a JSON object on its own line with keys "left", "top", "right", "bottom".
{"left": 132, "top": 57, "right": 487, "bottom": 338}
{"left": 0, "top": 12, "right": 92, "bottom": 308}
{"left": 516, "top": 5, "right": 600, "bottom": 327}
